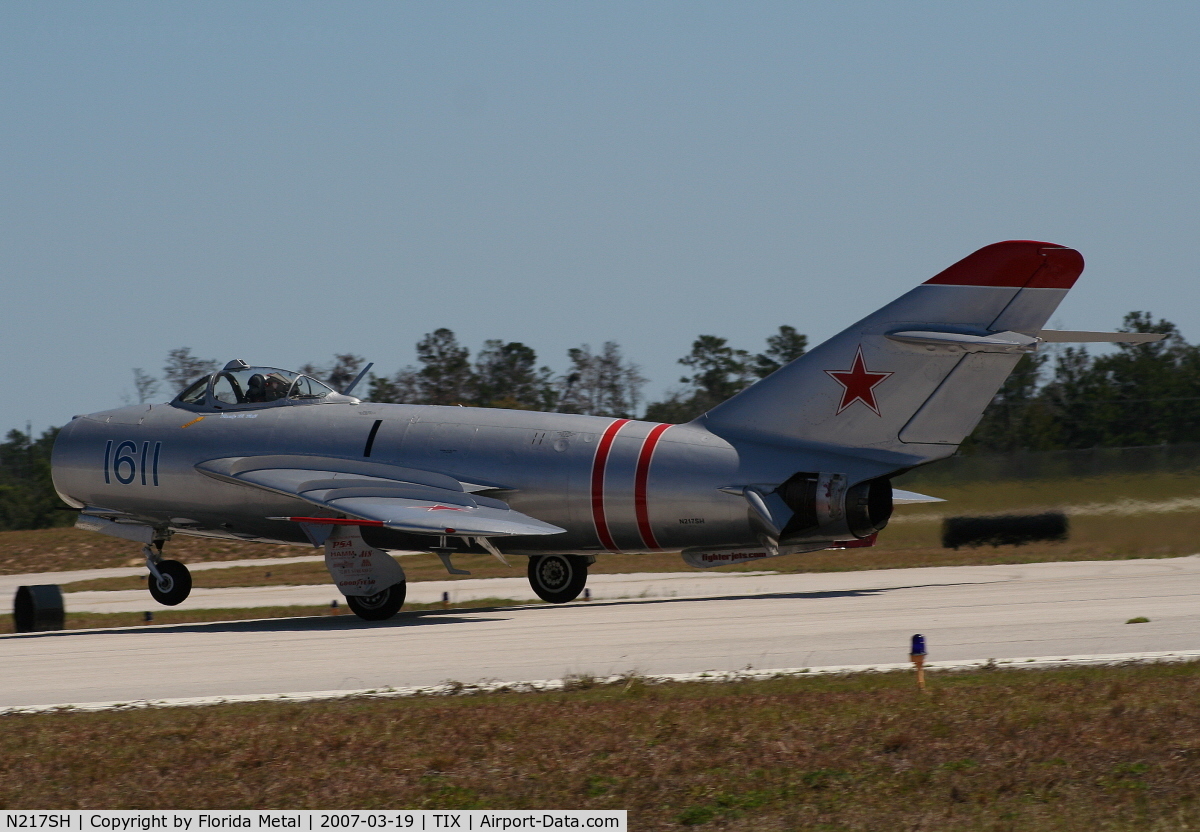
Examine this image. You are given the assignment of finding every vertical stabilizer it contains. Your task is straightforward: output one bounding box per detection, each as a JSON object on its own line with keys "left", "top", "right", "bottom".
{"left": 701, "top": 241, "right": 1084, "bottom": 460}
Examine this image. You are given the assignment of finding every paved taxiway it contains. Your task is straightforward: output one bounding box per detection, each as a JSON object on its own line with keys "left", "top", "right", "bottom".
{"left": 3, "top": 557, "right": 1199, "bottom": 708}
{"left": 55, "top": 571, "right": 777, "bottom": 613}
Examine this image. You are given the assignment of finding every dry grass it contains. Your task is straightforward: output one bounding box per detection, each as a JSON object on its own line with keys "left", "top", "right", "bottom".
{"left": 62, "top": 562, "right": 330, "bottom": 591}
{"left": 897, "top": 470, "right": 1200, "bottom": 512}
{"left": 0, "top": 527, "right": 312, "bottom": 575}
{"left": 2, "top": 662, "right": 1199, "bottom": 829}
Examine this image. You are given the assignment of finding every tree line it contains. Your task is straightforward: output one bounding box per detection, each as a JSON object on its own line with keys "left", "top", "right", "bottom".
{"left": 3, "top": 312, "right": 1197, "bottom": 531}
{"left": 112, "top": 312, "right": 1200, "bottom": 449}
{"left": 964, "top": 312, "right": 1200, "bottom": 453}
{"left": 125, "top": 327, "right": 809, "bottom": 421}
{"left": 0, "top": 427, "right": 62, "bottom": 532}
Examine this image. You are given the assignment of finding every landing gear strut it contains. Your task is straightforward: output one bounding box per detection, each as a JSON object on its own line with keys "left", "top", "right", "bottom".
{"left": 346, "top": 582, "right": 407, "bottom": 621}
{"left": 145, "top": 542, "right": 192, "bottom": 606}
{"left": 527, "top": 555, "right": 589, "bottom": 604}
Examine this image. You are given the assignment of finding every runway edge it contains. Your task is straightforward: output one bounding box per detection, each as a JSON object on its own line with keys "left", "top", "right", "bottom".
{"left": 5, "top": 648, "right": 1199, "bottom": 716}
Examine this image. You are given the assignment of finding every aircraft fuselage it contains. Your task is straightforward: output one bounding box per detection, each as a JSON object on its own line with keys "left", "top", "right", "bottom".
{"left": 52, "top": 399, "right": 892, "bottom": 555}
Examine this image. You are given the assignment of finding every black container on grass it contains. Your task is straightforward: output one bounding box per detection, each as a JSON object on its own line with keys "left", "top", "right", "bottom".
{"left": 942, "top": 512, "right": 1069, "bottom": 549}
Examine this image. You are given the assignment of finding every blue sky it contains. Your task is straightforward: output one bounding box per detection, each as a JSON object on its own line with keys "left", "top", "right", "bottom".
{"left": 3, "top": 1, "right": 1198, "bottom": 432}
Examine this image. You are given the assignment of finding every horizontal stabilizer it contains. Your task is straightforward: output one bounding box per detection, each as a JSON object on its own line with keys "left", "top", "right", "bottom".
{"left": 197, "top": 455, "right": 563, "bottom": 537}
{"left": 886, "top": 330, "right": 1039, "bottom": 353}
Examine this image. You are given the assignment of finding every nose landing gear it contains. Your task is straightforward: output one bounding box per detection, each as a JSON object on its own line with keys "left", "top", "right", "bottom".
{"left": 144, "top": 542, "right": 192, "bottom": 606}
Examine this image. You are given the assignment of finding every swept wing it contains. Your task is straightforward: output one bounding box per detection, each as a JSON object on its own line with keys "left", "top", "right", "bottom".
{"left": 195, "top": 455, "right": 564, "bottom": 537}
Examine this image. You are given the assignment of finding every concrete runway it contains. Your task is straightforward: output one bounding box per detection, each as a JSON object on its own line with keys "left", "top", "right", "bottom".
{"left": 3, "top": 556, "right": 1200, "bottom": 709}
{"left": 55, "top": 571, "right": 774, "bottom": 612}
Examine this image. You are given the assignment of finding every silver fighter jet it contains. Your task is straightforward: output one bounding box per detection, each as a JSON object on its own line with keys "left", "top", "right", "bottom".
{"left": 51, "top": 241, "right": 1161, "bottom": 620}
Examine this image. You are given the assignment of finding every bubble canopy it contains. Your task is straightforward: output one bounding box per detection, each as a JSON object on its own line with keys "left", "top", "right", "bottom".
{"left": 173, "top": 360, "right": 359, "bottom": 411}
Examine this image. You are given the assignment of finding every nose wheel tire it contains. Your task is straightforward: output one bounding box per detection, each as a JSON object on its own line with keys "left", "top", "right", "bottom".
{"left": 346, "top": 582, "right": 407, "bottom": 621}
{"left": 147, "top": 560, "right": 192, "bottom": 606}
{"left": 528, "top": 554, "right": 589, "bottom": 604}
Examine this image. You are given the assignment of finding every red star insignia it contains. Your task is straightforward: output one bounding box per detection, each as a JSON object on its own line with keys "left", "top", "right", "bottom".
{"left": 425, "top": 504, "right": 466, "bottom": 512}
{"left": 825, "top": 347, "right": 893, "bottom": 416}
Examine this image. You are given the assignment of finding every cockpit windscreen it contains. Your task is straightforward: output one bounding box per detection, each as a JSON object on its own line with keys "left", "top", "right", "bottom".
{"left": 174, "top": 366, "right": 338, "bottom": 409}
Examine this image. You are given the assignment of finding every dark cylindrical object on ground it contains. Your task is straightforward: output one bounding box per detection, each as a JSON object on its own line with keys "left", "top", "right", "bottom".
{"left": 941, "top": 512, "right": 1069, "bottom": 549}
{"left": 13, "top": 585, "right": 65, "bottom": 633}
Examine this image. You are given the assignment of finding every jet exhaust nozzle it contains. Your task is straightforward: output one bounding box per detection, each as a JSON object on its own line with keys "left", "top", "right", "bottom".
{"left": 748, "top": 472, "right": 893, "bottom": 544}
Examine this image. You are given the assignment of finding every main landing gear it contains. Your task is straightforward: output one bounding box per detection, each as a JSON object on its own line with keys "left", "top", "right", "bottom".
{"left": 346, "top": 582, "right": 407, "bottom": 621}
{"left": 144, "top": 542, "right": 192, "bottom": 606}
{"left": 527, "top": 554, "right": 591, "bottom": 604}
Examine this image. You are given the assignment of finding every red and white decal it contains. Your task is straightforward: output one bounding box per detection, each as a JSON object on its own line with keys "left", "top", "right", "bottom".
{"left": 825, "top": 346, "right": 893, "bottom": 416}
{"left": 323, "top": 523, "right": 407, "bottom": 597}
{"left": 590, "top": 418, "right": 631, "bottom": 551}
{"left": 590, "top": 419, "right": 673, "bottom": 552}
{"left": 634, "top": 423, "right": 672, "bottom": 549}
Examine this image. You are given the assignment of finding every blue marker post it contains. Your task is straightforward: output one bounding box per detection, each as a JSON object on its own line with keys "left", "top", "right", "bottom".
{"left": 910, "top": 634, "right": 927, "bottom": 691}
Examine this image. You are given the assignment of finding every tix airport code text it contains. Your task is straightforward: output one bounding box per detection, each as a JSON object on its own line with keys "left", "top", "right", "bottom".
{"left": 2, "top": 814, "right": 625, "bottom": 832}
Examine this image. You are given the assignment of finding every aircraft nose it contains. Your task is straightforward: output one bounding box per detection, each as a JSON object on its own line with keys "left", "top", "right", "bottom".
{"left": 50, "top": 418, "right": 86, "bottom": 509}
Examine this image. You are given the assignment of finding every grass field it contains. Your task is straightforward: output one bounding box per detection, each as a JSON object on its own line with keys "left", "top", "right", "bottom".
{"left": 894, "top": 469, "right": 1200, "bottom": 515}
{"left": 2, "top": 661, "right": 1199, "bottom": 829}
{"left": 0, "top": 526, "right": 313, "bottom": 574}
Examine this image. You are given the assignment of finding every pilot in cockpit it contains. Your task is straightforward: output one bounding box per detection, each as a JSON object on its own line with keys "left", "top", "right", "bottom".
{"left": 263, "top": 374, "right": 288, "bottom": 401}
{"left": 245, "top": 374, "right": 267, "bottom": 403}
{"left": 244, "top": 372, "right": 289, "bottom": 403}
{"left": 179, "top": 360, "right": 358, "bottom": 409}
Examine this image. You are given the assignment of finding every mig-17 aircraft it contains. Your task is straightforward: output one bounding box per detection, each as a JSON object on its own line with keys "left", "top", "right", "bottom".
{"left": 51, "top": 240, "right": 1162, "bottom": 620}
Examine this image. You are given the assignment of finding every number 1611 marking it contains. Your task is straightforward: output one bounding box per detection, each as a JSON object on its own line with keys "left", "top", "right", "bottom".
{"left": 103, "top": 440, "right": 162, "bottom": 486}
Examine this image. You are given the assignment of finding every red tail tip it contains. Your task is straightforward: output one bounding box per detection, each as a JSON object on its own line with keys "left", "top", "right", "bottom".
{"left": 924, "top": 241, "right": 1084, "bottom": 289}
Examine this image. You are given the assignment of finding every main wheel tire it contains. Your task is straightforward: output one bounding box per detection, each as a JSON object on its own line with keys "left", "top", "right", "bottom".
{"left": 147, "top": 560, "right": 192, "bottom": 606}
{"left": 528, "top": 554, "right": 589, "bottom": 604}
{"left": 346, "top": 582, "right": 407, "bottom": 621}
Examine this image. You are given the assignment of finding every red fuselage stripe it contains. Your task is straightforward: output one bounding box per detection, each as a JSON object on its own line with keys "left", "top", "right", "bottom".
{"left": 591, "top": 418, "right": 631, "bottom": 552}
{"left": 634, "top": 423, "right": 672, "bottom": 550}
{"left": 285, "top": 517, "right": 384, "bottom": 527}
